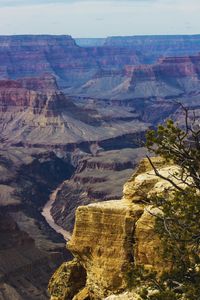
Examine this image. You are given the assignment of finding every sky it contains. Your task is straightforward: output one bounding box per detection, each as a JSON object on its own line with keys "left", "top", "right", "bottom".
{"left": 0, "top": 0, "right": 199, "bottom": 37}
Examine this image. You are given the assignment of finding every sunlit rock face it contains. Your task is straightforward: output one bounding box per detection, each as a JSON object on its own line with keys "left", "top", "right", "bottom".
{"left": 68, "top": 201, "right": 144, "bottom": 299}
{"left": 49, "top": 157, "right": 179, "bottom": 300}
{"left": 104, "top": 292, "right": 142, "bottom": 300}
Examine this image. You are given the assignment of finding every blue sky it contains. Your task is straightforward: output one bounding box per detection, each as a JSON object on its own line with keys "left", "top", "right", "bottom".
{"left": 0, "top": 0, "right": 199, "bottom": 37}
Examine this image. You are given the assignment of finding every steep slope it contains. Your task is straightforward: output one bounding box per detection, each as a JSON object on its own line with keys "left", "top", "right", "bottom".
{"left": 1, "top": 35, "right": 200, "bottom": 300}
{"left": 0, "top": 146, "right": 74, "bottom": 245}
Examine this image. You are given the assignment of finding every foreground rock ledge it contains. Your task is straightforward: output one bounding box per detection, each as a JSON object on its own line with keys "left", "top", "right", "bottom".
{"left": 49, "top": 157, "right": 178, "bottom": 300}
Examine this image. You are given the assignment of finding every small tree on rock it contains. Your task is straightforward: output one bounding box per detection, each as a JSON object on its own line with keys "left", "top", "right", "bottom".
{"left": 142, "top": 105, "right": 200, "bottom": 299}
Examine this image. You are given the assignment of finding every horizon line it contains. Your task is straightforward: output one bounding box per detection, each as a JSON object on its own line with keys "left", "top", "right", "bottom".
{"left": 0, "top": 33, "right": 200, "bottom": 38}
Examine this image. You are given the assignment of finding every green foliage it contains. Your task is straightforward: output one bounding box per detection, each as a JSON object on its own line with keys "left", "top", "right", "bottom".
{"left": 143, "top": 113, "right": 200, "bottom": 299}
{"left": 125, "top": 264, "right": 157, "bottom": 291}
{"left": 146, "top": 118, "right": 200, "bottom": 190}
{"left": 147, "top": 290, "right": 179, "bottom": 300}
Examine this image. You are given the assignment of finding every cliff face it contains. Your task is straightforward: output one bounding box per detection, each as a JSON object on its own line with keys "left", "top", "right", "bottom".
{"left": 49, "top": 157, "right": 178, "bottom": 300}
{"left": 1, "top": 35, "right": 200, "bottom": 300}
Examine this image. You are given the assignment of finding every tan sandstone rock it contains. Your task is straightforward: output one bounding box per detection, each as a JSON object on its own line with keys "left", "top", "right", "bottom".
{"left": 67, "top": 200, "right": 144, "bottom": 299}
{"left": 134, "top": 206, "right": 166, "bottom": 273}
{"left": 123, "top": 157, "right": 181, "bottom": 202}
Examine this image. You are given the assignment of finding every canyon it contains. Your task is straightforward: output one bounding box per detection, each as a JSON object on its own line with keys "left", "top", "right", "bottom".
{"left": 1, "top": 34, "right": 200, "bottom": 299}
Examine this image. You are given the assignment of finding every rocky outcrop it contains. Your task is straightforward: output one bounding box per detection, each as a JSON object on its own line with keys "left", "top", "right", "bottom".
{"left": 49, "top": 157, "right": 179, "bottom": 299}
{"left": 67, "top": 201, "right": 144, "bottom": 299}
{"left": 104, "top": 292, "right": 141, "bottom": 300}
{"left": 2, "top": 34, "right": 200, "bottom": 300}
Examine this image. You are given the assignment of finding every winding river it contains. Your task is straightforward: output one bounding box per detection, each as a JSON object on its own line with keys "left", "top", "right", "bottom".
{"left": 42, "top": 182, "right": 71, "bottom": 241}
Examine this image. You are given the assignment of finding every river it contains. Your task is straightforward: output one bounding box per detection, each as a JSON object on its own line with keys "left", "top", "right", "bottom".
{"left": 42, "top": 181, "right": 71, "bottom": 241}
